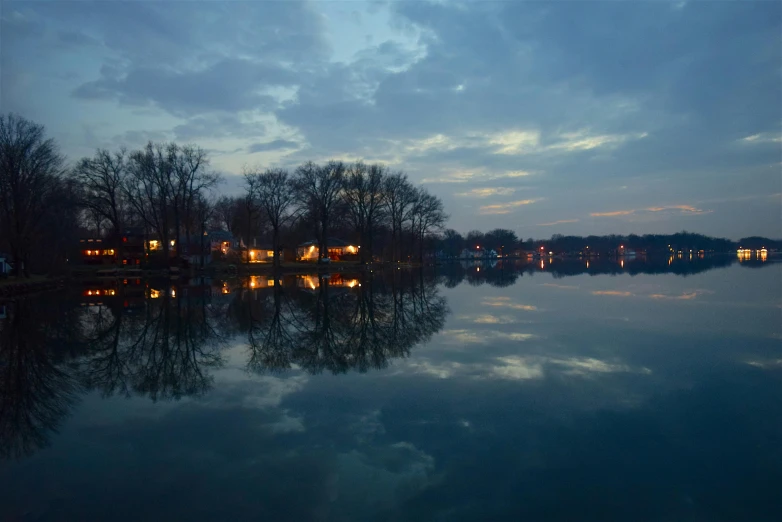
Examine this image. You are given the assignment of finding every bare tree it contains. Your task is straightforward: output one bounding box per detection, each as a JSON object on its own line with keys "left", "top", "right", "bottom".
{"left": 212, "top": 195, "right": 237, "bottom": 232}
{"left": 0, "top": 114, "right": 66, "bottom": 277}
{"left": 383, "top": 171, "right": 417, "bottom": 263}
{"left": 241, "top": 171, "right": 262, "bottom": 259}
{"left": 171, "top": 144, "right": 219, "bottom": 253}
{"left": 194, "top": 195, "right": 215, "bottom": 268}
{"left": 126, "top": 142, "right": 176, "bottom": 263}
{"left": 344, "top": 162, "right": 387, "bottom": 263}
{"left": 72, "top": 148, "right": 128, "bottom": 263}
{"left": 247, "top": 168, "right": 297, "bottom": 268}
{"left": 293, "top": 161, "right": 346, "bottom": 261}
{"left": 413, "top": 188, "right": 448, "bottom": 263}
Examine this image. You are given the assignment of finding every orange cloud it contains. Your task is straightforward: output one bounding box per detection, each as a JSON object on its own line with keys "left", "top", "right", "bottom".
{"left": 482, "top": 297, "right": 538, "bottom": 311}
{"left": 649, "top": 291, "right": 705, "bottom": 300}
{"left": 537, "top": 218, "right": 579, "bottom": 226}
{"left": 591, "top": 205, "right": 710, "bottom": 217}
{"left": 479, "top": 198, "right": 541, "bottom": 215}
{"left": 590, "top": 210, "right": 635, "bottom": 217}
{"left": 592, "top": 290, "right": 633, "bottom": 297}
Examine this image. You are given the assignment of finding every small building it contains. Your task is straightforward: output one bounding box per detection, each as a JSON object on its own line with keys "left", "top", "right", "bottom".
{"left": 181, "top": 238, "right": 213, "bottom": 267}
{"left": 79, "top": 238, "right": 116, "bottom": 265}
{"left": 247, "top": 245, "right": 282, "bottom": 263}
{"left": 460, "top": 249, "right": 482, "bottom": 259}
{"left": 0, "top": 253, "right": 12, "bottom": 276}
{"left": 245, "top": 238, "right": 284, "bottom": 263}
{"left": 206, "top": 229, "right": 236, "bottom": 254}
{"left": 297, "top": 238, "right": 358, "bottom": 261}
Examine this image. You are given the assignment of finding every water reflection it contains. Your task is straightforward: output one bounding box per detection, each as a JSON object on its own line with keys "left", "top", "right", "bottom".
{"left": 0, "top": 299, "right": 82, "bottom": 459}
{"left": 441, "top": 255, "right": 778, "bottom": 287}
{"left": 235, "top": 272, "right": 448, "bottom": 375}
{"left": 0, "top": 271, "right": 448, "bottom": 460}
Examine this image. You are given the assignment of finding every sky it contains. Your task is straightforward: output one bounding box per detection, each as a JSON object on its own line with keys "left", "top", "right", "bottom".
{"left": 1, "top": 0, "right": 780, "bottom": 239}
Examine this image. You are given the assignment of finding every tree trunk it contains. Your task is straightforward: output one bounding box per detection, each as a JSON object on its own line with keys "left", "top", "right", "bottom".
{"left": 273, "top": 227, "right": 280, "bottom": 268}
{"left": 319, "top": 212, "right": 328, "bottom": 262}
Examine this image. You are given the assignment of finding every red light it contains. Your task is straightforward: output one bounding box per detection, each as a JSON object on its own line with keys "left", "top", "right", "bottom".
{"left": 123, "top": 237, "right": 128, "bottom": 242}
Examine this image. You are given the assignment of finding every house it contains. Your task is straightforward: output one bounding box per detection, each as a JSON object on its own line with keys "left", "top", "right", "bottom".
{"left": 0, "top": 253, "right": 12, "bottom": 276}
{"left": 247, "top": 245, "right": 282, "bottom": 263}
{"left": 80, "top": 227, "right": 146, "bottom": 266}
{"left": 79, "top": 238, "right": 117, "bottom": 265}
{"left": 297, "top": 238, "right": 358, "bottom": 261}
{"left": 206, "top": 229, "right": 236, "bottom": 254}
{"left": 245, "top": 238, "right": 284, "bottom": 263}
{"left": 180, "top": 236, "right": 213, "bottom": 266}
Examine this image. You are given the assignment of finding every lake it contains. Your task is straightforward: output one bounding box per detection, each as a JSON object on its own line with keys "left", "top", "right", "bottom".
{"left": 1, "top": 257, "right": 780, "bottom": 521}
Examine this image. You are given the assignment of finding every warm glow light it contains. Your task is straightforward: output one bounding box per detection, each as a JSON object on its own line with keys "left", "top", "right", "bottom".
{"left": 477, "top": 267, "right": 480, "bottom": 272}
{"left": 620, "top": 259, "right": 625, "bottom": 268}
{"left": 170, "top": 240, "right": 176, "bottom": 247}
{"left": 170, "top": 288, "right": 176, "bottom": 298}
{"left": 250, "top": 251, "right": 255, "bottom": 258}
{"left": 586, "top": 260, "right": 590, "bottom": 268}
{"left": 150, "top": 289, "right": 160, "bottom": 299}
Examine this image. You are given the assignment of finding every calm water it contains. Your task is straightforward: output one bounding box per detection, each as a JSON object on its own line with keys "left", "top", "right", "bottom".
{"left": 1, "top": 257, "right": 780, "bottom": 521}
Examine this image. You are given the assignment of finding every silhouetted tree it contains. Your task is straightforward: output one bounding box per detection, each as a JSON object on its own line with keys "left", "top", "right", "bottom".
{"left": 247, "top": 168, "right": 298, "bottom": 268}
{"left": 294, "top": 161, "right": 346, "bottom": 261}
{"left": 0, "top": 114, "right": 66, "bottom": 277}
{"left": 344, "top": 162, "right": 387, "bottom": 263}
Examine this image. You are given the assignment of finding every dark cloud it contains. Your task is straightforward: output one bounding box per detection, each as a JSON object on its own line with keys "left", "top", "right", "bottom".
{"left": 73, "top": 59, "right": 295, "bottom": 116}
{"left": 248, "top": 139, "right": 300, "bottom": 153}
{"left": 2, "top": 0, "right": 780, "bottom": 236}
{"left": 172, "top": 114, "right": 267, "bottom": 142}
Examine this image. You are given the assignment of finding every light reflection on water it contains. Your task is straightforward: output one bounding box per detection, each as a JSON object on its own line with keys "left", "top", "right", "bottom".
{"left": 0, "top": 258, "right": 780, "bottom": 521}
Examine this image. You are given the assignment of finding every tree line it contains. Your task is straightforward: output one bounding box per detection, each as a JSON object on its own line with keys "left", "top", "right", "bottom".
{"left": 433, "top": 230, "right": 776, "bottom": 257}
{"left": 228, "top": 161, "right": 447, "bottom": 266}
{"left": 0, "top": 113, "right": 447, "bottom": 277}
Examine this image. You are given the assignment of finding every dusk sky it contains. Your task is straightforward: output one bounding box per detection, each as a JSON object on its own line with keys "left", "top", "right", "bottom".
{"left": 2, "top": 0, "right": 780, "bottom": 239}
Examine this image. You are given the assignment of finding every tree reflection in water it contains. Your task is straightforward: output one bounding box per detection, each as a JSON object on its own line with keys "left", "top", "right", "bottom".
{"left": 439, "top": 254, "right": 773, "bottom": 288}
{"left": 237, "top": 271, "right": 449, "bottom": 375}
{"left": 0, "top": 298, "right": 82, "bottom": 459}
{"left": 0, "top": 271, "right": 448, "bottom": 460}
{"left": 78, "top": 286, "right": 229, "bottom": 402}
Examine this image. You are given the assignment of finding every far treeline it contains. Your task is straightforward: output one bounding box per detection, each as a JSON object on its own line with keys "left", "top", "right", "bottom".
{"left": 0, "top": 113, "right": 447, "bottom": 277}
{"left": 436, "top": 230, "right": 781, "bottom": 258}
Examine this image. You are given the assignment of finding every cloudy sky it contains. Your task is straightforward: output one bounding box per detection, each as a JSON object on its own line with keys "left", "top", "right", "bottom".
{"left": 2, "top": 0, "right": 780, "bottom": 238}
